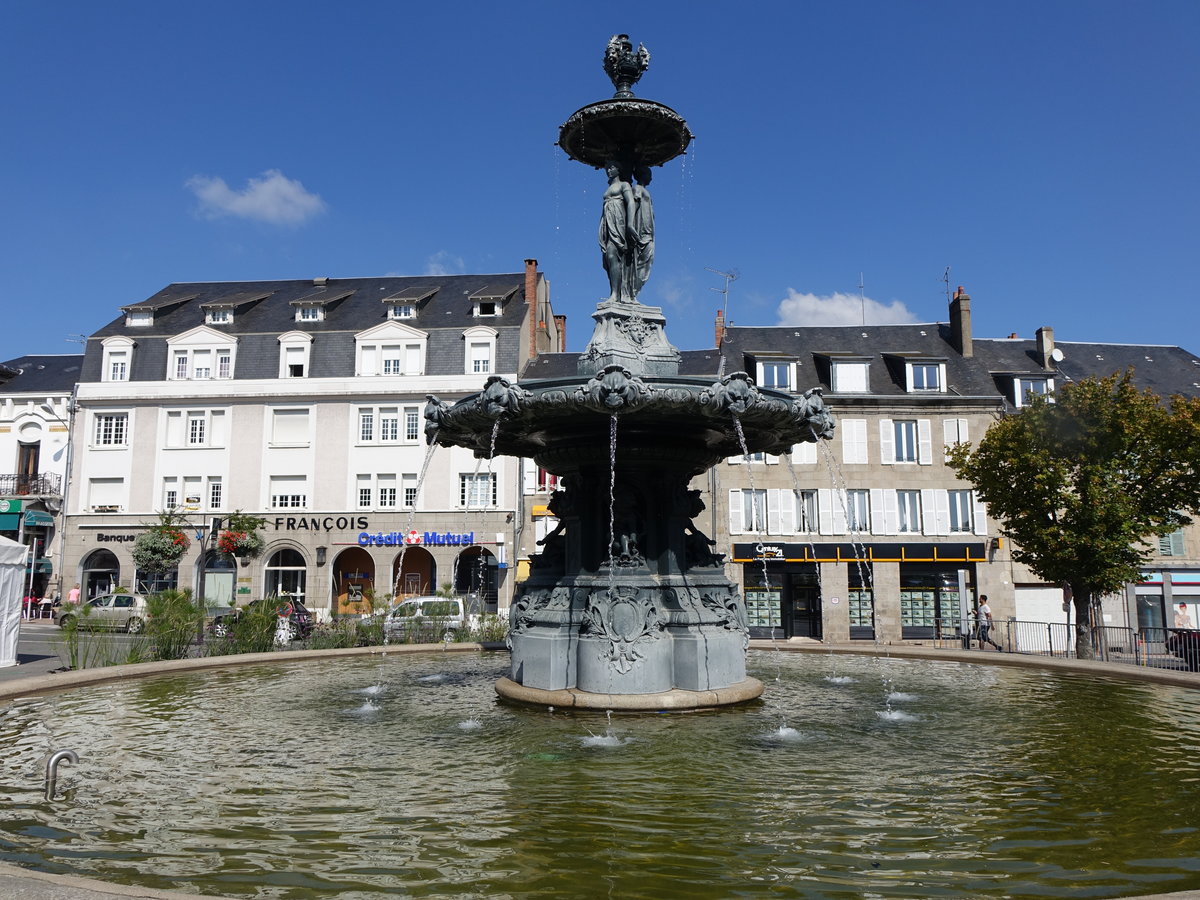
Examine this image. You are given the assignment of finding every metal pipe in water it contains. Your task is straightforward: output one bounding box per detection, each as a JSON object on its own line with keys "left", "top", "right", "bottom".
{"left": 45, "top": 749, "right": 78, "bottom": 801}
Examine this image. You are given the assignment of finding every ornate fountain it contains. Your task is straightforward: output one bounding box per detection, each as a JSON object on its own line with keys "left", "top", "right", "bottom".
{"left": 428, "top": 35, "right": 835, "bottom": 709}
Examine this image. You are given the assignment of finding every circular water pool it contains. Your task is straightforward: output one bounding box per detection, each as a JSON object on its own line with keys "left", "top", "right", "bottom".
{"left": 2, "top": 650, "right": 1199, "bottom": 898}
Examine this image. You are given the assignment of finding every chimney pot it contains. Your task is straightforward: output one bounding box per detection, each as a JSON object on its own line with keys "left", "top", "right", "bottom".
{"left": 1036, "top": 325, "right": 1055, "bottom": 369}
{"left": 948, "top": 287, "right": 973, "bottom": 358}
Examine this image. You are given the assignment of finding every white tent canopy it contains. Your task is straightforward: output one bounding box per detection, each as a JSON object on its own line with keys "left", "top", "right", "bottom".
{"left": 0, "top": 534, "right": 29, "bottom": 667}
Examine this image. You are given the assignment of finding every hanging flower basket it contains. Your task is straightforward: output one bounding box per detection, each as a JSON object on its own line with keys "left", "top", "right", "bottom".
{"left": 218, "top": 529, "right": 265, "bottom": 560}
{"left": 132, "top": 524, "right": 190, "bottom": 574}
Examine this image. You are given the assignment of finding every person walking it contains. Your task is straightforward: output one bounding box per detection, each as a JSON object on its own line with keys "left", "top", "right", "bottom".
{"left": 977, "top": 595, "right": 1003, "bottom": 651}
{"left": 67, "top": 583, "right": 81, "bottom": 605}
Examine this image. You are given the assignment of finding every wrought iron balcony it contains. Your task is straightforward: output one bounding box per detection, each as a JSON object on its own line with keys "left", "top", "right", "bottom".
{"left": 0, "top": 474, "right": 63, "bottom": 496}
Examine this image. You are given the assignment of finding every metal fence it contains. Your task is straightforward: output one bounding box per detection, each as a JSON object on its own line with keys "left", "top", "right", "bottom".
{"left": 0, "top": 473, "right": 62, "bottom": 496}
{"left": 985, "top": 619, "right": 1195, "bottom": 671}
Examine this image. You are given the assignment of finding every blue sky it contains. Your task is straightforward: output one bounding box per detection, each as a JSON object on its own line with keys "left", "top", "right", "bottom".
{"left": 3, "top": 1, "right": 1197, "bottom": 360}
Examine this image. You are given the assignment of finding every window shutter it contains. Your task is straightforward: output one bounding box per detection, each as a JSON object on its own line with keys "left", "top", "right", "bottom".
{"left": 879, "top": 419, "right": 895, "bottom": 465}
{"left": 830, "top": 489, "right": 848, "bottom": 534}
{"left": 210, "top": 411, "right": 226, "bottom": 446}
{"left": 165, "top": 411, "right": 183, "bottom": 447}
{"left": 921, "top": 489, "right": 942, "bottom": 535}
{"left": 870, "top": 488, "right": 888, "bottom": 535}
{"left": 778, "top": 490, "right": 796, "bottom": 534}
{"left": 843, "top": 419, "right": 867, "bottom": 465}
{"left": 359, "top": 346, "right": 376, "bottom": 376}
{"left": 728, "top": 490, "right": 744, "bottom": 534}
{"left": 917, "top": 419, "right": 933, "bottom": 465}
{"left": 792, "top": 441, "right": 817, "bottom": 465}
{"left": 767, "top": 489, "right": 781, "bottom": 534}
{"left": 522, "top": 458, "right": 537, "bottom": 495}
{"left": 934, "top": 490, "right": 952, "bottom": 536}
{"left": 972, "top": 492, "right": 988, "bottom": 536}
{"left": 727, "top": 455, "right": 742, "bottom": 465}
{"left": 765, "top": 454, "right": 779, "bottom": 465}
{"left": 944, "top": 418, "right": 969, "bottom": 448}
{"left": 883, "top": 490, "right": 900, "bottom": 535}
{"left": 817, "top": 489, "right": 835, "bottom": 535}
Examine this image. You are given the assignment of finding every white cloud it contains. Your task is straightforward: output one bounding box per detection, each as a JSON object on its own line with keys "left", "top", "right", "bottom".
{"left": 775, "top": 289, "right": 919, "bottom": 327}
{"left": 186, "top": 169, "right": 326, "bottom": 226}
{"left": 424, "top": 251, "right": 466, "bottom": 276}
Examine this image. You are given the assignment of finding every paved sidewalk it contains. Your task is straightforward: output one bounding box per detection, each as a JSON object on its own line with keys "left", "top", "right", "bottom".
{"left": 0, "top": 622, "right": 68, "bottom": 684}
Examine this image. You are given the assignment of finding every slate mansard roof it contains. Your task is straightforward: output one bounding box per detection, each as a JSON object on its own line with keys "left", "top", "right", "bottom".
{"left": 80, "top": 273, "right": 534, "bottom": 383}
{"left": 0, "top": 355, "right": 84, "bottom": 395}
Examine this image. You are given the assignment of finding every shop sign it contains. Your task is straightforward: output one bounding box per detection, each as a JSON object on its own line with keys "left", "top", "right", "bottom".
{"left": 96, "top": 533, "right": 136, "bottom": 543}
{"left": 358, "top": 530, "right": 476, "bottom": 547}
{"left": 0, "top": 499, "right": 23, "bottom": 513}
{"left": 273, "top": 516, "right": 371, "bottom": 532}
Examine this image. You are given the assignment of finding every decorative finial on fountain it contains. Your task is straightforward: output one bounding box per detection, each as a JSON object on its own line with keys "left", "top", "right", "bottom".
{"left": 604, "top": 34, "right": 650, "bottom": 99}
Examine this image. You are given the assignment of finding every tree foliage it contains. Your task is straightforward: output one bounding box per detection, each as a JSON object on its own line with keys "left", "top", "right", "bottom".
{"left": 947, "top": 371, "right": 1200, "bottom": 657}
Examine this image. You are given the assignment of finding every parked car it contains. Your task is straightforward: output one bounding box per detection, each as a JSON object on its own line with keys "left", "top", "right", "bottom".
{"left": 384, "top": 596, "right": 474, "bottom": 641}
{"left": 1167, "top": 629, "right": 1200, "bottom": 671}
{"left": 56, "top": 593, "right": 148, "bottom": 633}
{"left": 208, "top": 598, "right": 314, "bottom": 641}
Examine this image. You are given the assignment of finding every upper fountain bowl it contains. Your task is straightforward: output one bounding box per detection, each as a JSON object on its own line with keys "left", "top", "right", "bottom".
{"left": 558, "top": 98, "right": 693, "bottom": 170}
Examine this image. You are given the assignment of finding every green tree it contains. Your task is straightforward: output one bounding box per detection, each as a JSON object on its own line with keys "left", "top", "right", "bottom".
{"left": 947, "top": 372, "right": 1200, "bottom": 658}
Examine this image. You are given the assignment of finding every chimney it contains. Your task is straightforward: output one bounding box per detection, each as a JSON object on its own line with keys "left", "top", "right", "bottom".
{"left": 554, "top": 314, "right": 566, "bottom": 352}
{"left": 525, "top": 259, "right": 539, "bottom": 360}
{"left": 1036, "top": 326, "right": 1055, "bottom": 370}
{"left": 949, "top": 285, "right": 973, "bottom": 358}
{"left": 714, "top": 309, "right": 726, "bottom": 348}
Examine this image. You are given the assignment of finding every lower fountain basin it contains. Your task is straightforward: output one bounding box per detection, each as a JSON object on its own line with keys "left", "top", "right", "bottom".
{"left": 3, "top": 650, "right": 1200, "bottom": 899}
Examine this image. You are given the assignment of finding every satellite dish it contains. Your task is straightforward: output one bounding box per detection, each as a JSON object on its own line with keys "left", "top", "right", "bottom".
{"left": 1050, "top": 348, "right": 1065, "bottom": 362}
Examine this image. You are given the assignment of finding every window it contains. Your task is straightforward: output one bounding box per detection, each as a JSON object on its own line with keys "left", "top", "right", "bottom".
{"left": 893, "top": 420, "right": 918, "bottom": 462}
{"left": 286, "top": 347, "right": 305, "bottom": 377}
{"left": 264, "top": 548, "right": 306, "bottom": 605}
{"left": 758, "top": 361, "right": 791, "bottom": 390}
{"left": 846, "top": 490, "right": 870, "bottom": 533}
{"left": 402, "top": 473, "right": 418, "bottom": 508}
{"left": 356, "top": 322, "right": 428, "bottom": 376}
{"left": 475, "top": 300, "right": 498, "bottom": 317}
{"left": 792, "top": 441, "right": 818, "bottom": 465}
{"left": 1015, "top": 377, "right": 1050, "bottom": 407}
{"left": 164, "top": 484, "right": 178, "bottom": 510}
{"left": 831, "top": 361, "right": 869, "bottom": 393}
{"left": 742, "top": 489, "right": 767, "bottom": 532}
{"left": 460, "top": 473, "right": 497, "bottom": 508}
{"left": 909, "top": 363, "right": 943, "bottom": 392}
{"left": 93, "top": 413, "right": 128, "bottom": 447}
{"left": 298, "top": 306, "right": 322, "bottom": 322}
{"left": 166, "top": 327, "right": 237, "bottom": 381}
{"left": 378, "top": 475, "right": 397, "bottom": 508}
{"left": 357, "top": 405, "right": 419, "bottom": 444}
{"left": 470, "top": 342, "right": 492, "bottom": 373}
{"left": 840, "top": 419, "right": 868, "bottom": 465}
{"left": 165, "top": 410, "right": 226, "bottom": 448}
{"left": 388, "top": 304, "right": 415, "bottom": 320}
{"left": 88, "top": 477, "right": 125, "bottom": 511}
{"left": 162, "top": 476, "right": 222, "bottom": 511}
{"left": 209, "top": 479, "right": 223, "bottom": 510}
{"left": 897, "top": 490, "right": 922, "bottom": 533}
{"left": 796, "top": 489, "right": 817, "bottom": 533}
{"left": 949, "top": 490, "right": 973, "bottom": 533}
{"left": 1159, "top": 530, "right": 1185, "bottom": 557}
{"left": 270, "top": 476, "right": 308, "bottom": 509}
{"left": 271, "top": 409, "right": 310, "bottom": 446}
{"left": 357, "top": 475, "right": 372, "bottom": 509}
{"left": 108, "top": 352, "right": 128, "bottom": 382}
{"left": 206, "top": 309, "right": 232, "bottom": 325}
{"left": 101, "top": 337, "right": 136, "bottom": 383}
{"left": 881, "top": 418, "right": 932, "bottom": 465}
{"left": 126, "top": 310, "right": 153, "bottom": 327}
{"left": 944, "top": 418, "right": 969, "bottom": 448}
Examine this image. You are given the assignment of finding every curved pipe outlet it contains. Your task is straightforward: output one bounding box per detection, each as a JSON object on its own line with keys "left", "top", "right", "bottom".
{"left": 45, "top": 749, "right": 79, "bottom": 801}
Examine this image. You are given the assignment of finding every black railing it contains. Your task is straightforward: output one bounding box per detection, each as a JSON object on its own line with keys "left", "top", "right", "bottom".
{"left": 987, "top": 619, "right": 1197, "bottom": 672}
{"left": 0, "top": 473, "right": 62, "bottom": 496}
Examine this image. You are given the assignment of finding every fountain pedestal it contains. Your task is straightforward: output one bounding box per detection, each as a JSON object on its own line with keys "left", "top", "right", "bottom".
{"left": 579, "top": 301, "right": 681, "bottom": 377}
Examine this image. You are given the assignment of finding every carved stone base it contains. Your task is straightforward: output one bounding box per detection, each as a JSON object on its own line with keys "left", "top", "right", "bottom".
{"left": 579, "top": 300, "right": 681, "bottom": 377}
{"left": 495, "top": 676, "right": 764, "bottom": 711}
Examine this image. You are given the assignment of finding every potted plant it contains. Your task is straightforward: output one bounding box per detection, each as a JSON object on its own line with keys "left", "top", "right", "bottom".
{"left": 217, "top": 511, "right": 268, "bottom": 565}
{"left": 132, "top": 511, "right": 192, "bottom": 574}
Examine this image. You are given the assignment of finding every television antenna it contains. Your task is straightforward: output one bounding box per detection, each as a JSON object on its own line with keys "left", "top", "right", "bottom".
{"left": 65, "top": 334, "right": 87, "bottom": 345}
{"left": 706, "top": 267, "right": 738, "bottom": 324}
{"left": 858, "top": 272, "right": 866, "bottom": 325}
{"left": 942, "top": 266, "right": 952, "bottom": 303}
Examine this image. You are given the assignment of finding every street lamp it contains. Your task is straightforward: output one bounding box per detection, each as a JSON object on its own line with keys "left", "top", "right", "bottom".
{"left": 40, "top": 392, "right": 77, "bottom": 599}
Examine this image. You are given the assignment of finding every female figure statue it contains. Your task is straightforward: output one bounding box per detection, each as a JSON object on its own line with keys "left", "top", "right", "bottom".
{"left": 631, "top": 165, "right": 655, "bottom": 300}
{"left": 598, "top": 161, "right": 635, "bottom": 303}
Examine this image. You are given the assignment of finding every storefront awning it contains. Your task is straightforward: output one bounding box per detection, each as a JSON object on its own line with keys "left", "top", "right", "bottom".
{"left": 23, "top": 510, "right": 54, "bottom": 528}
{"left": 24, "top": 557, "right": 53, "bottom": 574}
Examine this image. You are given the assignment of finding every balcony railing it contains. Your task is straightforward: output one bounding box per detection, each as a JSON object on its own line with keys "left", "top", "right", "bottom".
{"left": 0, "top": 474, "right": 62, "bottom": 496}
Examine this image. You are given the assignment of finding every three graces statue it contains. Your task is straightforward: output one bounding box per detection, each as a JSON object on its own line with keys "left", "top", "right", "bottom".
{"left": 599, "top": 161, "right": 654, "bottom": 305}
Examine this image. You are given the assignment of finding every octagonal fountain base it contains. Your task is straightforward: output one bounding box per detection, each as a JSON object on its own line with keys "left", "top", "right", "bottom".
{"left": 495, "top": 675, "right": 764, "bottom": 711}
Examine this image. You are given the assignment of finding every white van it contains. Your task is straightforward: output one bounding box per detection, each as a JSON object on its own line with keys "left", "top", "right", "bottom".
{"left": 384, "top": 596, "right": 475, "bottom": 640}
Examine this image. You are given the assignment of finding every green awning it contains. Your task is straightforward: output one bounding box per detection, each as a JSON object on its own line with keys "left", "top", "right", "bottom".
{"left": 23, "top": 510, "right": 54, "bottom": 528}
{"left": 24, "top": 557, "right": 52, "bottom": 574}
{"left": 0, "top": 514, "right": 18, "bottom": 531}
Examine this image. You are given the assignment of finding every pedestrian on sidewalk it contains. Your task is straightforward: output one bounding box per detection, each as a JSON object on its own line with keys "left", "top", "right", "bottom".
{"left": 977, "top": 595, "right": 1003, "bottom": 651}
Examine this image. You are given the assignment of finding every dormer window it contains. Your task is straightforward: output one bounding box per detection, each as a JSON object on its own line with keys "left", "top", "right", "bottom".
{"left": 101, "top": 336, "right": 136, "bottom": 383}
{"left": 297, "top": 305, "right": 323, "bottom": 322}
{"left": 166, "top": 326, "right": 238, "bottom": 381}
{"left": 355, "top": 321, "right": 428, "bottom": 377}
{"left": 126, "top": 310, "right": 153, "bottom": 328}
{"left": 1014, "top": 376, "right": 1051, "bottom": 407}
{"left": 206, "top": 309, "right": 233, "bottom": 325}
{"left": 475, "top": 300, "right": 499, "bottom": 317}
{"left": 907, "top": 361, "right": 945, "bottom": 392}
{"left": 831, "top": 360, "right": 870, "bottom": 393}
{"left": 388, "top": 304, "right": 416, "bottom": 320}
{"left": 462, "top": 325, "right": 498, "bottom": 376}
{"left": 278, "top": 331, "right": 314, "bottom": 379}
{"left": 469, "top": 284, "right": 517, "bottom": 318}
{"left": 756, "top": 359, "right": 793, "bottom": 391}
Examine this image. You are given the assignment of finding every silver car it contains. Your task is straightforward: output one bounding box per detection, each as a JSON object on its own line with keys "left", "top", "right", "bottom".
{"left": 56, "top": 593, "right": 148, "bottom": 633}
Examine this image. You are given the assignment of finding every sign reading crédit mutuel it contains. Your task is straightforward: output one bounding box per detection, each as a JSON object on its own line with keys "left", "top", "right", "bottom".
{"left": 268, "top": 516, "right": 477, "bottom": 549}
